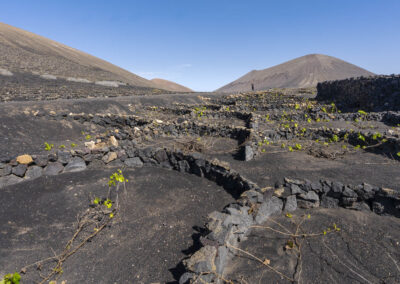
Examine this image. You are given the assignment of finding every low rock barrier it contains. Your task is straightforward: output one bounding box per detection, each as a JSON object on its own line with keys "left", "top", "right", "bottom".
{"left": 317, "top": 75, "right": 400, "bottom": 111}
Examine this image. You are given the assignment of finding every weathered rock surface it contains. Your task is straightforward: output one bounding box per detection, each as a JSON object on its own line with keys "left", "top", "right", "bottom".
{"left": 25, "top": 166, "right": 43, "bottom": 179}
{"left": 11, "top": 164, "right": 27, "bottom": 177}
{"left": 44, "top": 162, "right": 64, "bottom": 176}
{"left": 64, "top": 157, "right": 86, "bottom": 172}
{"left": 225, "top": 208, "right": 400, "bottom": 283}
{"left": 0, "top": 174, "right": 23, "bottom": 188}
{"left": 124, "top": 157, "right": 143, "bottom": 167}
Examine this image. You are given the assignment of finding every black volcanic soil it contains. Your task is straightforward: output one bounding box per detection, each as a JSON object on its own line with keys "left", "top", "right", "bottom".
{"left": 0, "top": 71, "right": 170, "bottom": 102}
{"left": 0, "top": 168, "right": 234, "bottom": 283}
{"left": 225, "top": 208, "right": 400, "bottom": 283}
{"left": 1, "top": 89, "right": 399, "bottom": 283}
{"left": 214, "top": 150, "right": 400, "bottom": 190}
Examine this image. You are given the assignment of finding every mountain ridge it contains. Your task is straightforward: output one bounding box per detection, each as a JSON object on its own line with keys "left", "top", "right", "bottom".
{"left": 216, "top": 54, "right": 375, "bottom": 93}
{"left": 150, "top": 78, "right": 193, "bottom": 92}
{"left": 0, "top": 22, "right": 154, "bottom": 89}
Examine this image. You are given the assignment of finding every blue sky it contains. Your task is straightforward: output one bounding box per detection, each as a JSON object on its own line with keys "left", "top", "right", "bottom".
{"left": 1, "top": 0, "right": 399, "bottom": 91}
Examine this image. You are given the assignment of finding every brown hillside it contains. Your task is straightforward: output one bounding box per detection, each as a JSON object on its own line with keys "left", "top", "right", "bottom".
{"left": 0, "top": 22, "right": 155, "bottom": 87}
{"left": 151, "top": 78, "right": 193, "bottom": 92}
{"left": 217, "top": 54, "right": 375, "bottom": 93}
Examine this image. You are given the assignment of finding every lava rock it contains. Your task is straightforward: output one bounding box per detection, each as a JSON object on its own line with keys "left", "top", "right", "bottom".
{"left": 340, "top": 197, "right": 358, "bottom": 207}
{"left": 329, "top": 182, "right": 344, "bottom": 198}
{"left": 255, "top": 196, "right": 283, "bottom": 224}
{"left": 12, "top": 164, "right": 27, "bottom": 177}
{"left": 178, "top": 160, "right": 190, "bottom": 173}
{"left": 25, "top": 166, "right": 43, "bottom": 179}
{"left": 0, "top": 174, "right": 23, "bottom": 188}
{"left": 303, "top": 179, "right": 313, "bottom": 192}
{"left": 244, "top": 145, "right": 254, "bottom": 161}
{"left": 83, "top": 154, "right": 95, "bottom": 162}
{"left": 179, "top": 272, "right": 195, "bottom": 284}
{"left": 311, "top": 181, "right": 323, "bottom": 193}
{"left": 102, "top": 152, "right": 118, "bottom": 164}
{"left": 125, "top": 148, "right": 136, "bottom": 158}
{"left": 117, "top": 150, "right": 127, "bottom": 162}
{"left": 300, "top": 191, "right": 319, "bottom": 202}
{"left": 224, "top": 206, "right": 253, "bottom": 233}
{"left": 48, "top": 154, "right": 57, "bottom": 162}
{"left": 44, "top": 162, "right": 64, "bottom": 176}
{"left": 154, "top": 149, "right": 168, "bottom": 163}
{"left": 124, "top": 157, "right": 143, "bottom": 167}
{"left": 141, "top": 147, "right": 154, "bottom": 158}
{"left": 321, "top": 195, "right": 339, "bottom": 208}
{"left": 290, "top": 184, "right": 305, "bottom": 195}
{"left": 0, "top": 164, "right": 12, "bottom": 177}
{"left": 183, "top": 246, "right": 217, "bottom": 273}
{"left": 64, "top": 157, "right": 86, "bottom": 172}
{"left": 372, "top": 201, "right": 385, "bottom": 214}
{"left": 205, "top": 211, "right": 231, "bottom": 245}
{"left": 342, "top": 186, "right": 357, "bottom": 198}
{"left": 284, "top": 195, "right": 297, "bottom": 212}
{"left": 354, "top": 183, "right": 377, "bottom": 200}
{"left": 214, "top": 246, "right": 229, "bottom": 275}
{"left": 57, "top": 150, "right": 72, "bottom": 165}
{"left": 107, "top": 159, "right": 124, "bottom": 167}
{"left": 346, "top": 201, "right": 372, "bottom": 212}
{"left": 34, "top": 155, "right": 48, "bottom": 167}
{"left": 297, "top": 199, "right": 320, "bottom": 209}
{"left": 87, "top": 159, "right": 105, "bottom": 169}
{"left": 241, "top": 190, "right": 264, "bottom": 204}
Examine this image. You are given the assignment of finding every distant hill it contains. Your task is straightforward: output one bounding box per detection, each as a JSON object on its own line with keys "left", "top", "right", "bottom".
{"left": 150, "top": 78, "right": 193, "bottom": 92}
{"left": 0, "top": 22, "right": 156, "bottom": 88}
{"left": 216, "top": 54, "right": 375, "bottom": 93}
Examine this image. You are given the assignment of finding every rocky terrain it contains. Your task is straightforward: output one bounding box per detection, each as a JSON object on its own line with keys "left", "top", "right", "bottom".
{"left": 217, "top": 54, "right": 375, "bottom": 93}
{"left": 1, "top": 80, "right": 399, "bottom": 283}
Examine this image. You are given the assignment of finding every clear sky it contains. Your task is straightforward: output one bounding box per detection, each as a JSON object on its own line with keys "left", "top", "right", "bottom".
{"left": 1, "top": 0, "right": 399, "bottom": 91}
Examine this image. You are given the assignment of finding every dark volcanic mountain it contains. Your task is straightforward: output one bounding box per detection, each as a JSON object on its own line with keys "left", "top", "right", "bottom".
{"left": 151, "top": 78, "right": 193, "bottom": 92}
{"left": 217, "top": 54, "right": 375, "bottom": 93}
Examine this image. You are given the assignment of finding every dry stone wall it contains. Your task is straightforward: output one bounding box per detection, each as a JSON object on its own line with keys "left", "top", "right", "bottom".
{"left": 317, "top": 75, "right": 400, "bottom": 111}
